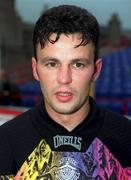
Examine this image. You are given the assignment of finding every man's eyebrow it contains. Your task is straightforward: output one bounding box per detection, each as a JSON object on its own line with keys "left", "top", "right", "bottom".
{"left": 40, "top": 57, "right": 59, "bottom": 62}
{"left": 71, "top": 58, "right": 89, "bottom": 63}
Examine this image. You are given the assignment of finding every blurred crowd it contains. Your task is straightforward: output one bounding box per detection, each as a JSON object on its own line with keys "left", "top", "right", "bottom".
{"left": 0, "top": 69, "right": 21, "bottom": 106}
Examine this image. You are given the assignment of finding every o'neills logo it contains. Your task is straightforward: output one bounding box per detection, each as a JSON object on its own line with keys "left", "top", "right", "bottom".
{"left": 56, "top": 157, "right": 80, "bottom": 180}
{"left": 53, "top": 135, "right": 82, "bottom": 150}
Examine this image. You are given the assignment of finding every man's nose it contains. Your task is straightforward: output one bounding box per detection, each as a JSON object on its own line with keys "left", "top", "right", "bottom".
{"left": 57, "top": 66, "right": 72, "bottom": 84}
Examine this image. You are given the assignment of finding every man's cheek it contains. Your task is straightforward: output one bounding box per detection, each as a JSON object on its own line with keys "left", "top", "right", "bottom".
{"left": 43, "top": 79, "right": 55, "bottom": 90}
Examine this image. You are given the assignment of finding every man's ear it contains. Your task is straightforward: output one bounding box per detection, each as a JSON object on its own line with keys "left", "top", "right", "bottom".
{"left": 92, "top": 58, "right": 103, "bottom": 81}
{"left": 32, "top": 57, "right": 40, "bottom": 81}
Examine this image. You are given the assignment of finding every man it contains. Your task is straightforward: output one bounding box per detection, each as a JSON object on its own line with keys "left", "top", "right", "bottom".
{"left": 0, "top": 5, "right": 131, "bottom": 179}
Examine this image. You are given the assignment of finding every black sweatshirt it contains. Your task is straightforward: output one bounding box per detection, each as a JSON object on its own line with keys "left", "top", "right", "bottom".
{"left": 0, "top": 97, "right": 131, "bottom": 179}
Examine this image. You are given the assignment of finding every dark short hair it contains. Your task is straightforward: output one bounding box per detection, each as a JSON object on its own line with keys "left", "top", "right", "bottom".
{"left": 33, "top": 5, "right": 100, "bottom": 61}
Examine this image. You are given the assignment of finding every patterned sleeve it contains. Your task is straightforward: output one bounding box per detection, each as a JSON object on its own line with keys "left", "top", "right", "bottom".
{"left": 0, "top": 175, "right": 14, "bottom": 180}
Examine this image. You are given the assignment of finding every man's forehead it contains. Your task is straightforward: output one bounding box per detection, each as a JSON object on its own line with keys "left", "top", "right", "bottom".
{"left": 37, "top": 33, "right": 93, "bottom": 50}
{"left": 48, "top": 33, "right": 83, "bottom": 44}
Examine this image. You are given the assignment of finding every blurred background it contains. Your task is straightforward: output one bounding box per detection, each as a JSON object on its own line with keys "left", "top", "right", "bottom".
{"left": 0, "top": 0, "right": 131, "bottom": 123}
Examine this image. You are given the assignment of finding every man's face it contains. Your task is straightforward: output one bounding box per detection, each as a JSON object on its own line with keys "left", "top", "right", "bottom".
{"left": 32, "top": 34, "right": 102, "bottom": 115}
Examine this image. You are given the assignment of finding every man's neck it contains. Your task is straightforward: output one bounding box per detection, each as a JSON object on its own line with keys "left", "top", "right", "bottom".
{"left": 45, "top": 102, "right": 90, "bottom": 132}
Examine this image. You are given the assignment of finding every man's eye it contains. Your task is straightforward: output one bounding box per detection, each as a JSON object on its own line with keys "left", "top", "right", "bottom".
{"left": 73, "top": 62, "right": 85, "bottom": 69}
{"left": 45, "top": 62, "right": 58, "bottom": 68}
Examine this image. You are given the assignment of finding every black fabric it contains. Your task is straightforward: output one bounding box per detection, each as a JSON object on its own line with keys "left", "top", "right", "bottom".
{"left": 0, "top": 97, "right": 131, "bottom": 176}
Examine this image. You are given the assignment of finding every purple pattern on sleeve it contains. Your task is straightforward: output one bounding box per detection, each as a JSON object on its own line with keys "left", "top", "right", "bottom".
{"left": 62, "top": 138, "right": 131, "bottom": 179}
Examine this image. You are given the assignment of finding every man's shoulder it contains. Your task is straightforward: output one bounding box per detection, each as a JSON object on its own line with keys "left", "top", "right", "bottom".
{"left": 0, "top": 105, "right": 39, "bottom": 135}
{"left": 101, "top": 106, "right": 131, "bottom": 126}
{"left": 97, "top": 107, "right": 131, "bottom": 166}
{"left": 90, "top": 97, "right": 131, "bottom": 131}
{"left": 0, "top": 104, "right": 43, "bottom": 174}
{"left": 98, "top": 106, "right": 131, "bottom": 140}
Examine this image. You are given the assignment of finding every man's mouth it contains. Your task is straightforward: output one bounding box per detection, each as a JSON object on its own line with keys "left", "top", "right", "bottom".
{"left": 55, "top": 91, "right": 73, "bottom": 102}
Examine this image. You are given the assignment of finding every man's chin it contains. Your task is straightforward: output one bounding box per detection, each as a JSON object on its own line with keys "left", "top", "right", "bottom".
{"left": 45, "top": 99, "right": 80, "bottom": 115}
{"left": 51, "top": 104, "right": 79, "bottom": 115}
